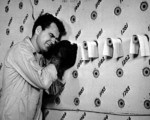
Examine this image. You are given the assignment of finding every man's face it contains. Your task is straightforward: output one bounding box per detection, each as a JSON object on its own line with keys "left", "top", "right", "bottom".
{"left": 37, "top": 22, "right": 60, "bottom": 53}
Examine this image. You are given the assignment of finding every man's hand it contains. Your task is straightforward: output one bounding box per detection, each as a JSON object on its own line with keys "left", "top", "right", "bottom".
{"left": 48, "top": 79, "right": 65, "bottom": 96}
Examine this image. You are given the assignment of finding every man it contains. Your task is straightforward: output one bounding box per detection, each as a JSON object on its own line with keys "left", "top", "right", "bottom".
{"left": 0, "top": 13, "right": 66, "bottom": 120}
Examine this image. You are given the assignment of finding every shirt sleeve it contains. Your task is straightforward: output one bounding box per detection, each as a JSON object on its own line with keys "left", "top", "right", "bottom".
{"left": 7, "top": 45, "right": 58, "bottom": 90}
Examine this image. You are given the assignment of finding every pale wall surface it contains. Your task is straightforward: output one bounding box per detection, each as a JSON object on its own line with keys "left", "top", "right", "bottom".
{"left": 0, "top": 0, "right": 150, "bottom": 119}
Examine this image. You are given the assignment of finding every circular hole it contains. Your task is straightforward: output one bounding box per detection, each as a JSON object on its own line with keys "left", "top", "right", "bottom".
{"left": 19, "top": 2, "right": 23, "bottom": 9}
{"left": 133, "top": 35, "right": 139, "bottom": 44}
{"left": 95, "top": 72, "right": 97, "bottom": 76}
{"left": 55, "top": 97, "right": 60, "bottom": 105}
{"left": 95, "top": 98, "right": 101, "bottom": 107}
{"left": 34, "top": 0, "right": 39, "bottom": 5}
{"left": 116, "top": 68, "right": 123, "bottom": 77}
{"left": 114, "top": 6, "right": 121, "bottom": 16}
{"left": 20, "top": 25, "right": 24, "bottom": 33}
{"left": 83, "top": 41, "right": 88, "bottom": 50}
{"left": 6, "top": 28, "right": 10, "bottom": 35}
{"left": 144, "top": 100, "right": 150, "bottom": 109}
{"left": 118, "top": 99, "right": 125, "bottom": 108}
{"left": 140, "top": 1, "right": 148, "bottom": 11}
{"left": 5, "top": 6, "right": 9, "bottom": 13}
{"left": 146, "top": 70, "right": 148, "bottom": 74}
{"left": 143, "top": 67, "right": 150, "bottom": 77}
{"left": 72, "top": 70, "right": 78, "bottom": 78}
{"left": 107, "top": 38, "right": 112, "bottom": 46}
{"left": 91, "top": 11, "right": 97, "bottom": 20}
{"left": 70, "top": 15, "right": 76, "bottom": 23}
{"left": 93, "top": 69, "right": 99, "bottom": 78}
{"left": 74, "top": 97, "right": 80, "bottom": 106}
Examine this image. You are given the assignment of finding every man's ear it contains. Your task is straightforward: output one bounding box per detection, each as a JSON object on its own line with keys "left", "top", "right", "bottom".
{"left": 35, "top": 26, "right": 42, "bottom": 35}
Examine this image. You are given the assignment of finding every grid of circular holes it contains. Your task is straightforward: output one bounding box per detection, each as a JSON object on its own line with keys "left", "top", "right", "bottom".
{"left": 91, "top": 11, "right": 97, "bottom": 20}
{"left": 144, "top": 100, "right": 150, "bottom": 109}
{"left": 140, "top": 1, "right": 148, "bottom": 11}
{"left": 93, "top": 69, "right": 99, "bottom": 78}
{"left": 142, "top": 67, "right": 150, "bottom": 77}
{"left": 72, "top": 70, "right": 78, "bottom": 78}
{"left": 116, "top": 68, "right": 123, "bottom": 77}
{"left": 94, "top": 98, "right": 101, "bottom": 107}
{"left": 74, "top": 97, "right": 80, "bottom": 106}
{"left": 114, "top": 6, "right": 121, "bottom": 16}
{"left": 70, "top": 15, "right": 76, "bottom": 23}
{"left": 118, "top": 99, "right": 125, "bottom": 108}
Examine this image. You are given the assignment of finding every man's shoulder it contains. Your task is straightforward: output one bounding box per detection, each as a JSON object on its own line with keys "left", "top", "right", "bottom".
{"left": 7, "top": 37, "right": 32, "bottom": 57}
{"left": 10, "top": 40, "right": 26, "bottom": 52}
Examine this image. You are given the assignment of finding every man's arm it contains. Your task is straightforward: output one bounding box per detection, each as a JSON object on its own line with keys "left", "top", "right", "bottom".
{"left": 8, "top": 45, "right": 57, "bottom": 89}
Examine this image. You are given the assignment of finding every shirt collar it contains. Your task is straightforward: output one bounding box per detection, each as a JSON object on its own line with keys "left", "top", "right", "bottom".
{"left": 24, "top": 36, "right": 36, "bottom": 53}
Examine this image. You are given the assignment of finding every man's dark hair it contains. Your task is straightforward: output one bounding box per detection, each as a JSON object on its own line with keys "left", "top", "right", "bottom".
{"left": 32, "top": 13, "right": 66, "bottom": 40}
